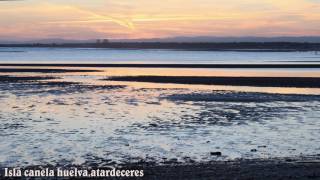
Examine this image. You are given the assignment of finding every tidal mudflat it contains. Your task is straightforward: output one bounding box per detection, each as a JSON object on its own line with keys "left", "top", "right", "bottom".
{"left": 107, "top": 75, "right": 320, "bottom": 88}
{"left": 0, "top": 66, "right": 320, "bottom": 179}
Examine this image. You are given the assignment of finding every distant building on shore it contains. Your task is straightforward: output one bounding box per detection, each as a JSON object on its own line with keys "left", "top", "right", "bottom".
{"left": 96, "top": 39, "right": 109, "bottom": 44}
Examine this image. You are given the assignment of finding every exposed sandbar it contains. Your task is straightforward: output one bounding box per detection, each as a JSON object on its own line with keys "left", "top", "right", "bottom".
{"left": 106, "top": 76, "right": 320, "bottom": 88}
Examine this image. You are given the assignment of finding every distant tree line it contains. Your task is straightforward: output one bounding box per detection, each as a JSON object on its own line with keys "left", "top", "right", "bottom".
{"left": 96, "top": 39, "right": 109, "bottom": 44}
{"left": 1, "top": 42, "right": 320, "bottom": 51}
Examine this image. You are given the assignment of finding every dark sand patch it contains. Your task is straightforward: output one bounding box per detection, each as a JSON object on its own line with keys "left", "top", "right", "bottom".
{"left": 1, "top": 157, "right": 319, "bottom": 179}
{"left": 106, "top": 76, "right": 320, "bottom": 88}
{"left": 35, "top": 82, "right": 127, "bottom": 91}
{"left": 0, "top": 68, "right": 101, "bottom": 73}
{"left": 0, "top": 75, "right": 58, "bottom": 82}
{"left": 0, "top": 79, "right": 126, "bottom": 95}
{"left": 138, "top": 157, "right": 320, "bottom": 180}
{"left": 36, "top": 81, "right": 81, "bottom": 86}
{"left": 0, "top": 50, "right": 25, "bottom": 53}
{"left": 166, "top": 91, "right": 320, "bottom": 102}
{"left": 0, "top": 76, "right": 126, "bottom": 96}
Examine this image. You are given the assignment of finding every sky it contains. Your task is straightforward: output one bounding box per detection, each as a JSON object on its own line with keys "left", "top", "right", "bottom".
{"left": 0, "top": 0, "right": 320, "bottom": 40}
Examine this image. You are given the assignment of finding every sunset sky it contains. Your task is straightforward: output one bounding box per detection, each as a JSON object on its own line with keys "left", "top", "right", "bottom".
{"left": 0, "top": 0, "right": 320, "bottom": 40}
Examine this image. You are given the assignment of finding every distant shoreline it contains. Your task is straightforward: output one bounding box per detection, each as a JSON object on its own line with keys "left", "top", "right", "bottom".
{"left": 1, "top": 42, "right": 320, "bottom": 51}
{"left": 0, "top": 68, "right": 100, "bottom": 73}
{"left": 1, "top": 64, "right": 320, "bottom": 68}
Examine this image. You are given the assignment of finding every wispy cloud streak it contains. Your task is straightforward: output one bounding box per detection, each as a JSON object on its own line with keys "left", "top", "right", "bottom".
{"left": 0, "top": 0, "right": 319, "bottom": 39}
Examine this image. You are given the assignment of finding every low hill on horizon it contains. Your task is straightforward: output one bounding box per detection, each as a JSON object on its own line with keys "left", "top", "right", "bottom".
{"left": 2, "top": 36, "right": 320, "bottom": 44}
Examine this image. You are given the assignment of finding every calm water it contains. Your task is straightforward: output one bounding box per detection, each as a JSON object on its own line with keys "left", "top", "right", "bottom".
{"left": 0, "top": 47, "right": 319, "bottom": 64}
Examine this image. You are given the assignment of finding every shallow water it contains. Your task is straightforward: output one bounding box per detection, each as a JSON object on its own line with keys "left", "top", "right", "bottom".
{"left": 0, "top": 72, "right": 320, "bottom": 167}
{"left": 0, "top": 47, "right": 320, "bottom": 64}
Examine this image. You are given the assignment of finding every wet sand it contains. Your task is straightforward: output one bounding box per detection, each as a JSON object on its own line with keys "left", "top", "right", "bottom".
{"left": 0, "top": 75, "right": 57, "bottom": 82}
{"left": 107, "top": 76, "right": 320, "bottom": 88}
{"left": 1, "top": 69, "right": 320, "bottom": 179}
{"left": 1, "top": 157, "right": 319, "bottom": 179}
{"left": 135, "top": 157, "right": 320, "bottom": 180}
{"left": 0, "top": 76, "right": 126, "bottom": 93}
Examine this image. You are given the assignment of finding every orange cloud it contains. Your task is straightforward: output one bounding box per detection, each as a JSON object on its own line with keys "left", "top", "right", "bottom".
{"left": 0, "top": 0, "right": 319, "bottom": 39}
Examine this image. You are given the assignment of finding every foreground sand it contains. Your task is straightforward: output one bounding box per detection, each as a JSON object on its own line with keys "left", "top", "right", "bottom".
{"left": 1, "top": 68, "right": 320, "bottom": 179}
{"left": 133, "top": 157, "right": 320, "bottom": 180}
{"left": 1, "top": 157, "right": 320, "bottom": 179}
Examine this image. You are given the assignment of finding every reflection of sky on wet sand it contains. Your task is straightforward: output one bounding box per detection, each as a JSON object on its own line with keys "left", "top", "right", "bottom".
{"left": 1, "top": 66, "right": 320, "bottom": 95}
{"left": 96, "top": 68, "right": 320, "bottom": 78}
{"left": 0, "top": 67, "right": 320, "bottom": 167}
{"left": 2, "top": 66, "right": 320, "bottom": 77}
{"left": 0, "top": 81, "right": 320, "bottom": 167}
